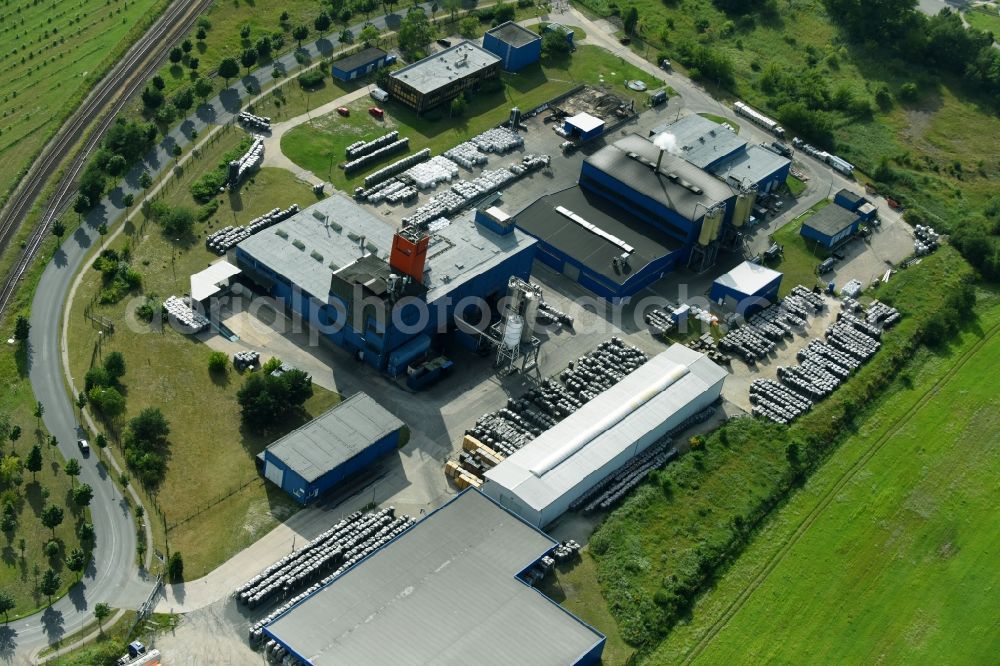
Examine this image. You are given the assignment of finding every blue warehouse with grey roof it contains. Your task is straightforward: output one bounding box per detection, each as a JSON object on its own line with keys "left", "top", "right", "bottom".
{"left": 235, "top": 194, "right": 536, "bottom": 376}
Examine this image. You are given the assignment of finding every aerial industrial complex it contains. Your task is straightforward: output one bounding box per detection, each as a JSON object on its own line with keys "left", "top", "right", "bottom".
{"left": 23, "top": 3, "right": 962, "bottom": 664}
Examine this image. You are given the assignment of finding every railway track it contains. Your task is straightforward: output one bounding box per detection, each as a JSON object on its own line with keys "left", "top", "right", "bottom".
{"left": 0, "top": 0, "right": 212, "bottom": 315}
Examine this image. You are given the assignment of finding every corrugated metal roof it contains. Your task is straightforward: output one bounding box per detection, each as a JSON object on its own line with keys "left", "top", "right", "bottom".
{"left": 654, "top": 114, "right": 747, "bottom": 169}
{"left": 264, "top": 490, "right": 604, "bottom": 665}
{"left": 265, "top": 393, "right": 403, "bottom": 483}
{"left": 711, "top": 144, "right": 790, "bottom": 187}
{"left": 484, "top": 346, "right": 727, "bottom": 514}
{"left": 713, "top": 260, "right": 782, "bottom": 296}
{"left": 237, "top": 195, "right": 535, "bottom": 304}
{"left": 803, "top": 202, "right": 859, "bottom": 238}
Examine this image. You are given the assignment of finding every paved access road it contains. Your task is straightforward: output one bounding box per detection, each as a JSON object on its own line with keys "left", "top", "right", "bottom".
{"left": 11, "top": 5, "right": 444, "bottom": 661}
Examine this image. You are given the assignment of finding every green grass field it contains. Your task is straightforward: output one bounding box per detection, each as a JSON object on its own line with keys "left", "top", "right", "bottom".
{"left": 770, "top": 199, "right": 834, "bottom": 294}
{"left": 281, "top": 45, "right": 661, "bottom": 189}
{"left": 0, "top": 0, "right": 163, "bottom": 198}
{"left": 650, "top": 288, "right": 1000, "bottom": 664}
{"left": 152, "top": 0, "right": 321, "bottom": 100}
{"left": 66, "top": 128, "right": 341, "bottom": 577}
{"left": 784, "top": 174, "right": 806, "bottom": 197}
{"left": 573, "top": 0, "right": 1000, "bottom": 229}
{"left": 964, "top": 7, "right": 1000, "bottom": 38}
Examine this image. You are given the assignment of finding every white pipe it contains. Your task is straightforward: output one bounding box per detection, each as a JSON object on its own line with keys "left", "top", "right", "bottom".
{"left": 528, "top": 365, "right": 689, "bottom": 477}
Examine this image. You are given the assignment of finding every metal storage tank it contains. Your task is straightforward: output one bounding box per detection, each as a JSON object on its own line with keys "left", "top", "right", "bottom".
{"left": 732, "top": 189, "right": 755, "bottom": 228}
{"left": 503, "top": 315, "right": 524, "bottom": 349}
{"left": 698, "top": 205, "right": 725, "bottom": 245}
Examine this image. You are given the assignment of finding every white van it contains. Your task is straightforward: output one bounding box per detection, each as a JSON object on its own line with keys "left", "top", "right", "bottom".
{"left": 370, "top": 87, "right": 389, "bottom": 103}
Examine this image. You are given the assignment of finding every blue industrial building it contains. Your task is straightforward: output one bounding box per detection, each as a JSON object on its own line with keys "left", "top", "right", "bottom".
{"left": 482, "top": 21, "right": 541, "bottom": 71}
{"left": 800, "top": 199, "right": 864, "bottom": 249}
{"left": 516, "top": 133, "right": 740, "bottom": 301}
{"left": 651, "top": 114, "right": 791, "bottom": 193}
{"left": 263, "top": 489, "right": 606, "bottom": 665}
{"left": 259, "top": 393, "right": 403, "bottom": 505}
{"left": 834, "top": 188, "right": 877, "bottom": 222}
{"left": 710, "top": 261, "right": 783, "bottom": 315}
{"left": 331, "top": 47, "right": 390, "bottom": 82}
{"left": 235, "top": 195, "right": 536, "bottom": 375}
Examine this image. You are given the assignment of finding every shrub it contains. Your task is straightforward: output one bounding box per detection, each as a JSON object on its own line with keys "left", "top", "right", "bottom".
{"left": 298, "top": 69, "right": 325, "bottom": 89}
{"left": 208, "top": 351, "right": 229, "bottom": 374}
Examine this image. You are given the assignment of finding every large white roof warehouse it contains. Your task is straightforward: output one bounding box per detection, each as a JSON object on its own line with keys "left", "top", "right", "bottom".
{"left": 263, "top": 490, "right": 606, "bottom": 665}
{"left": 483, "top": 345, "right": 726, "bottom": 527}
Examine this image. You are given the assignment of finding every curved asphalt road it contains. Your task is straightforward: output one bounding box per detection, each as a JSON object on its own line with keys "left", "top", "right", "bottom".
{"left": 9, "top": 6, "right": 439, "bottom": 661}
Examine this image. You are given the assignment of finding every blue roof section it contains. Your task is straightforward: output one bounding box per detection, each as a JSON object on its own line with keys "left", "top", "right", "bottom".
{"left": 263, "top": 489, "right": 604, "bottom": 665}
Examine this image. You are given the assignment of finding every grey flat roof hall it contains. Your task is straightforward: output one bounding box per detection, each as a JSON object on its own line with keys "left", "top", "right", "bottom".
{"left": 263, "top": 490, "right": 604, "bottom": 665}
{"left": 265, "top": 393, "right": 403, "bottom": 483}
{"left": 516, "top": 185, "right": 680, "bottom": 285}
{"left": 236, "top": 194, "right": 535, "bottom": 303}
{"left": 332, "top": 46, "right": 387, "bottom": 73}
{"left": 712, "top": 144, "right": 790, "bottom": 188}
{"left": 389, "top": 40, "right": 500, "bottom": 95}
{"left": 487, "top": 21, "right": 542, "bottom": 48}
{"left": 804, "top": 202, "right": 859, "bottom": 238}
{"left": 652, "top": 114, "right": 747, "bottom": 170}
{"left": 585, "top": 133, "right": 735, "bottom": 222}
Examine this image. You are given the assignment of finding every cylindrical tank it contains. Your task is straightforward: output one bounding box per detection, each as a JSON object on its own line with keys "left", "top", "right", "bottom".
{"left": 732, "top": 190, "right": 755, "bottom": 228}
{"left": 710, "top": 205, "right": 724, "bottom": 241}
{"left": 503, "top": 315, "right": 523, "bottom": 349}
{"left": 698, "top": 205, "right": 725, "bottom": 245}
{"left": 521, "top": 292, "right": 539, "bottom": 342}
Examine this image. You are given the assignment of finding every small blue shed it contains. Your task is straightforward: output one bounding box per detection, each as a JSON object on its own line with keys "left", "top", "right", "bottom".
{"left": 482, "top": 21, "right": 541, "bottom": 71}
{"left": 259, "top": 393, "right": 404, "bottom": 504}
{"left": 331, "top": 47, "right": 390, "bottom": 82}
{"left": 800, "top": 201, "right": 861, "bottom": 249}
{"left": 710, "top": 261, "right": 783, "bottom": 315}
{"left": 564, "top": 112, "right": 605, "bottom": 141}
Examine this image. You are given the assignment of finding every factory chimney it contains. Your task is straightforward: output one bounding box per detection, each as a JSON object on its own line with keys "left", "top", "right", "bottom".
{"left": 389, "top": 226, "right": 430, "bottom": 284}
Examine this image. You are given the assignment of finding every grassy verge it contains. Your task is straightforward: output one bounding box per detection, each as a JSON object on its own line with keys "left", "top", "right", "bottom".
{"left": 281, "top": 45, "right": 661, "bottom": 189}
{"left": 771, "top": 199, "right": 834, "bottom": 294}
{"left": 47, "top": 610, "right": 179, "bottom": 665}
{"left": 65, "top": 131, "right": 339, "bottom": 578}
{"left": 784, "top": 174, "right": 806, "bottom": 197}
{"left": 540, "top": 553, "right": 635, "bottom": 665}
{"left": 584, "top": 247, "right": 976, "bottom": 652}
{"left": 697, "top": 113, "right": 739, "bottom": 133}
{"left": 655, "top": 286, "right": 1000, "bottom": 664}
{"left": 964, "top": 7, "right": 1000, "bottom": 37}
